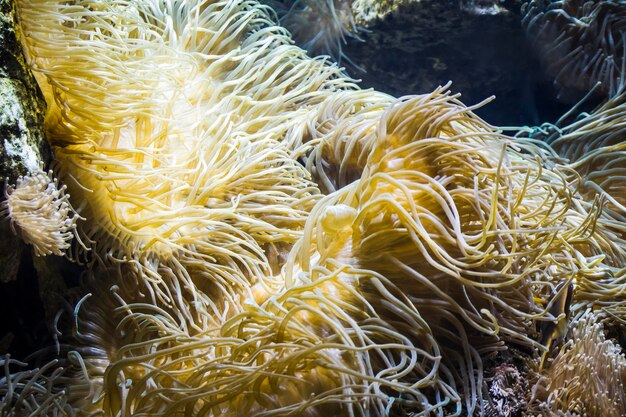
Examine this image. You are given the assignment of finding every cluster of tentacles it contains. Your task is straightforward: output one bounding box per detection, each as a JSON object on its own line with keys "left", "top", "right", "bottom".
{"left": 523, "top": 0, "right": 626, "bottom": 99}
{"left": 2, "top": 0, "right": 626, "bottom": 416}
{"left": 262, "top": 0, "right": 362, "bottom": 69}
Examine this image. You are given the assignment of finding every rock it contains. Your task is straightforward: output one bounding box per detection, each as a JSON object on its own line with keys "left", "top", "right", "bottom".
{"left": 352, "top": 0, "right": 420, "bottom": 27}
{"left": 353, "top": 0, "right": 514, "bottom": 27}
{"left": 0, "top": 332, "right": 14, "bottom": 355}
{"left": 0, "top": 221, "right": 22, "bottom": 283}
{"left": 345, "top": 0, "right": 571, "bottom": 126}
{"left": 0, "top": 0, "right": 50, "bottom": 184}
{"left": 0, "top": 0, "right": 51, "bottom": 282}
{"left": 32, "top": 255, "right": 71, "bottom": 321}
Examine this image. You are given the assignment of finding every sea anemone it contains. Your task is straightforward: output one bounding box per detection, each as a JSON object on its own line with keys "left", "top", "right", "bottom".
{"left": 0, "top": 170, "right": 79, "bottom": 256}
{"left": 267, "top": 0, "right": 363, "bottom": 69}
{"left": 544, "top": 92, "right": 626, "bottom": 220}
{"left": 531, "top": 311, "right": 626, "bottom": 417}
{"left": 0, "top": 355, "right": 71, "bottom": 416}
{"left": 83, "top": 268, "right": 451, "bottom": 416}
{"left": 284, "top": 85, "right": 626, "bottom": 414}
{"left": 16, "top": 0, "right": 354, "bottom": 316}
{"left": 522, "top": 91, "right": 626, "bottom": 340}
{"left": 43, "top": 79, "right": 625, "bottom": 415}
{"left": 10, "top": 0, "right": 626, "bottom": 416}
{"left": 522, "top": 0, "right": 626, "bottom": 99}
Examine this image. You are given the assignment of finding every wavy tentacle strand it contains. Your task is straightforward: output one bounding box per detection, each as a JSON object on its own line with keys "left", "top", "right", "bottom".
{"left": 545, "top": 92, "right": 626, "bottom": 222}
{"left": 0, "top": 354, "right": 97, "bottom": 417}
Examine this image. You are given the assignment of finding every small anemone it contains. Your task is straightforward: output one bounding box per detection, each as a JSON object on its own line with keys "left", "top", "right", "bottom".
{"left": 522, "top": 0, "right": 626, "bottom": 99}
{"left": 531, "top": 311, "right": 626, "bottom": 417}
{"left": 275, "top": 0, "right": 364, "bottom": 69}
{"left": 0, "top": 170, "right": 80, "bottom": 256}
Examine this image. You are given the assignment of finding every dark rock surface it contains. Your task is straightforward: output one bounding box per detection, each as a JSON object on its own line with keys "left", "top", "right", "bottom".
{"left": 0, "top": 0, "right": 49, "bottom": 183}
{"left": 0, "top": 0, "right": 76, "bottom": 359}
{"left": 344, "top": 0, "right": 572, "bottom": 127}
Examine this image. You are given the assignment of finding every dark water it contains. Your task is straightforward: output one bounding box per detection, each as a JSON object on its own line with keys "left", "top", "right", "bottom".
{"left": 341, "top": 0, "right": 578, "bottom": 128}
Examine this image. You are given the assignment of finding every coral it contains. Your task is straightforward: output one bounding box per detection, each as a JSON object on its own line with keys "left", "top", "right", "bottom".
{"left": 0, "top": 170, "right": 79, "bottom": 256}
{"left": 484, "top": 364, "right": 528, "bottom": 417}
{"left": 522, "top": 0, "right": 626, "bottom": 99}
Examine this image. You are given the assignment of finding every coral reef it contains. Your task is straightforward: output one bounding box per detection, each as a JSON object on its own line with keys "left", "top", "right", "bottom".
{"left": 485, "top": 364, "right": 528, "bottom": 416}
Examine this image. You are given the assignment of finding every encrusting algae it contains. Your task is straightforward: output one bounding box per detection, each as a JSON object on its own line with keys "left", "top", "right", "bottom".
{"left": 1, "top": 0, "right": 626, "bottom": 416}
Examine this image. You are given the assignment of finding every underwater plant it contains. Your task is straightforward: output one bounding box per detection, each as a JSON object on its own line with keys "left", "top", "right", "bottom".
{"left": 522, "top": 0, "right": 626, "bottom": 99}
